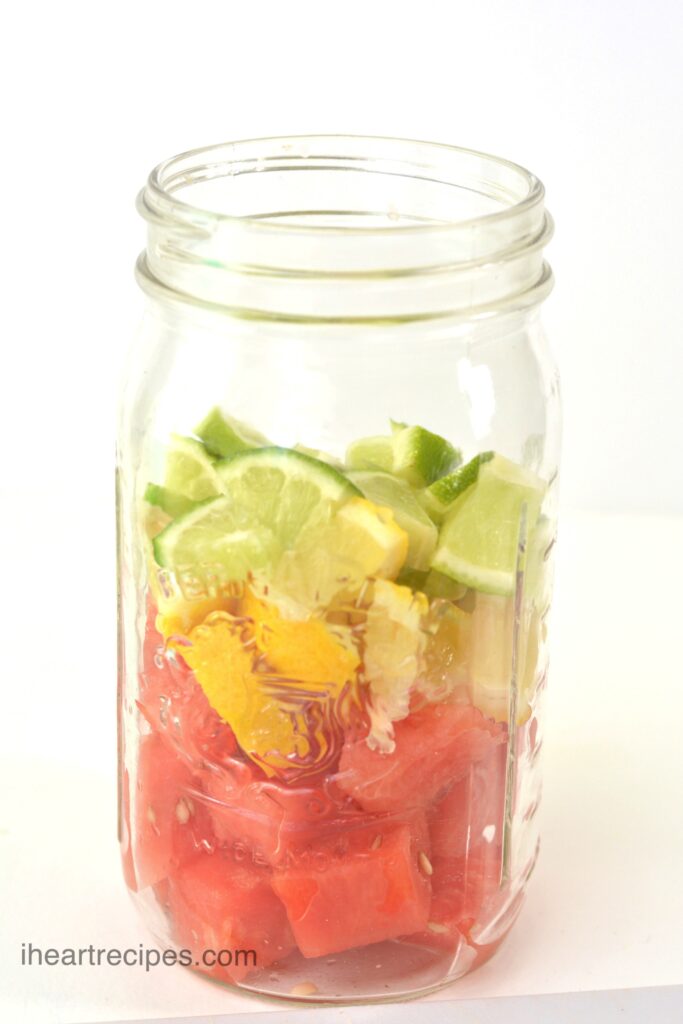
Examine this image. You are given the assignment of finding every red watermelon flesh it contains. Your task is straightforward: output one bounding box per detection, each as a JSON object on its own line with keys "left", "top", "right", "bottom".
{"left": 167, "top": 852, "right": 295, "bottom": 982}
{"left": 202, "top": 765, "right": 364, "bottom": 868}
{"left": 429, "top": 737, "right": 507, "bottom": 861}
{"left": 337, "top": 702, "right": 506, "bottom": 813}
{"left": 138, "top": 608, "right": 237, "bottom": 768}
{"left": 119, "top": 766, "right": 137, "bottom": 892}
{"left": 200, "top": 762, "right": 279, "bottom": 863}
{"left": 133, "top": 733, "right": 214, "bottom": 891}
{"left": 405, "top": 852, "right": 504, "bottom": 952}
{"left": 271, "top": 812, "right": 431, "bottom": 958}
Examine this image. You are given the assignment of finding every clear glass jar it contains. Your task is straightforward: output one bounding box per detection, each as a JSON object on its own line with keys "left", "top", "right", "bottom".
{"left": 117, "top": 136, "right": 559, "bottom": 1003}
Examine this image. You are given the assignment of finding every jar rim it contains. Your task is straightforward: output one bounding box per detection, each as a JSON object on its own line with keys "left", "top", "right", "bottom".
{"left": 137, "top": 135, "right": 552, "bottom": 321}
{"left": 140, "top": 133, "right": 545, "bottom": 237}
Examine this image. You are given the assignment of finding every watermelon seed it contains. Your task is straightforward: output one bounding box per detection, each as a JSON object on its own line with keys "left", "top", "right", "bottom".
{"left": 482, "top": 824, "right": 496, "bottom": 843}
{"left": 418, "top": 851, "right": 433, "bottom": 876}
{"left": 290, "top": 982, "right": 318, "bottom": 997}
{"left": 427, "top": 921, "right": 448, "bottom": 934}
{"left": 371, "top": 834, "right": 383, "bottom": 851}
{"left": 175, "top": 798, "right": 192, "bottom": 824}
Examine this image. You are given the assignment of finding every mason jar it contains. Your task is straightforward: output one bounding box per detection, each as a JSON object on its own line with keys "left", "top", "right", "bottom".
{"left": 117, "top": 135, "right": 560, "bottom": 1003}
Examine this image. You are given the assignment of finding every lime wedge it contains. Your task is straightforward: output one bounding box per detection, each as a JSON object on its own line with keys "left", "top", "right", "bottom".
{"left": 391, "top": 424, "right": 461, "bottom": 487}
{"left": 164, "top": 435, "right": 223, "bottom": 502}
{"left": 431, "top": 454, "right": 545, "bottom": 596}
{"left": 347, "top": 469, "right": 437, "bottom": 571}
{"left": 144, "top": 483, "right": 197, "bottom": 519}
{"left": 346, "top": 422, "right": 459, "bottom": 486}
{"left": 422, "top": 569, "right": 468, "bottom": 601}
{"left": 395, "top": 567, "right": 468, "bottom": 601}
{"left": 195, "top": 407, "right": 270, "bottom": 458}
{"left": 346, "top": 435, "right": 394, "bottom": 472}
{"left": 421, "top": 451, "right": 494, "bottom": 522}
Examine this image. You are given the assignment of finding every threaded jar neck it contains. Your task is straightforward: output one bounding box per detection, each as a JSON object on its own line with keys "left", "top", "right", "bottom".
{"left": 136, "top": 135, "right": 553, "bottom": 323}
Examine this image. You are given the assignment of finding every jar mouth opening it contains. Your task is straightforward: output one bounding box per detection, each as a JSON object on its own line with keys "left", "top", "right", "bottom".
{"left": 138, "top": 135, "right": 552, "bottom": 322}
{"left": 141, "top": 134, "right": 545, "bottom": 238}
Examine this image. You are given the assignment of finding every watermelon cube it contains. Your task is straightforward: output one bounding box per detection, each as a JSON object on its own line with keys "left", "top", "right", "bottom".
{"left": 167, "top": 852, "right": 295, "bottom": 981}
{"left": 271, "top": 813, "right": 431, "bottom": 958}
{"left": 428, "top": 737, "right": 507, "bottom": 860}
{"left": 406, "top": 851, "right": 505, "bottom": 951}
{"left": 337, "top": 701, "right": 505, "bottom": 813}
{"left": 133, "top": 733, "right": 214, "bottom": 891}
{"left": 201, "top": 765, "right": 363, "bottom": 868}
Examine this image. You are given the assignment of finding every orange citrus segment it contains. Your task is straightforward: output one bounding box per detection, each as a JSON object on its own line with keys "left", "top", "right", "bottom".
{"left": 175, "top": 597, "right": 360, "bottom": 778}
{"left": 243, "top": 589, "right": 360, "bottom": 689}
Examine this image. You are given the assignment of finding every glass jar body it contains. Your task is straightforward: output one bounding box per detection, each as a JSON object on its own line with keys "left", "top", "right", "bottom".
{"left": 117, "top": 297, "right": 560, "bottom": 1001}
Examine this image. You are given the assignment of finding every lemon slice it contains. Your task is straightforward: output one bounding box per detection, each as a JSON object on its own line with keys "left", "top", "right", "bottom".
{"left": 348, "top": 470, "right": 437, "bottom": 571}
{"left": 363, "top": 580, "right": 429, "bottom": 752}
{"left": 270, "top": 497, "right": 409, "bottom": 609}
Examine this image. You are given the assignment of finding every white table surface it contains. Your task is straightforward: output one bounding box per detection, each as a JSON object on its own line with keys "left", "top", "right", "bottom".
{"left": 1, "top": 500, "right": 682, "bottom": 1023}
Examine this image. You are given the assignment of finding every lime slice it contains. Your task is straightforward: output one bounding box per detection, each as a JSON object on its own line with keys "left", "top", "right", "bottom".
{"left": 216, "top": 447, "right": 360, "bottom": 550}
{"left": 164, "top": 435, "right": 223, "bottom": 501}
{"left": 347, "top": 469, "right": 437, "bottom": 571}
{"left": 154, "top": 447, "right": 360, "bottom": 585}
{"left": 431, "top": 454, "right": 545, "bottom": 596}
{"left": 144, "top": 483, "right": 197, "bottom": 519}
{"left": 153, "top": 497, "right": 278, "bottom": 582}
{"left": 392, "top": 424, "right": 461, "bottom": 487}
{"left": 421, "top": 451, "right": 494, "bottom": 522}
{"left": 346, "top": 435, "right": 394, "bottom": 472}
{"left": 195, "top": 407, "right": 270, "bottom": 458}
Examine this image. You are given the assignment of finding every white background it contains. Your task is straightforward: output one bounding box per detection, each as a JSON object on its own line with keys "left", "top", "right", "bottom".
{"left": 2, "top": 0, "right": 682, "bottom": 515}
{"left": 1, "top": 2, "right": 682, "bottom": 1022}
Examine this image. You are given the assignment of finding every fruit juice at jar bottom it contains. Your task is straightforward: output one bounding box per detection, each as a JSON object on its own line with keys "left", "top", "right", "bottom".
{"left": 122, "top": 408, "right": 549, "bottom": 998}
